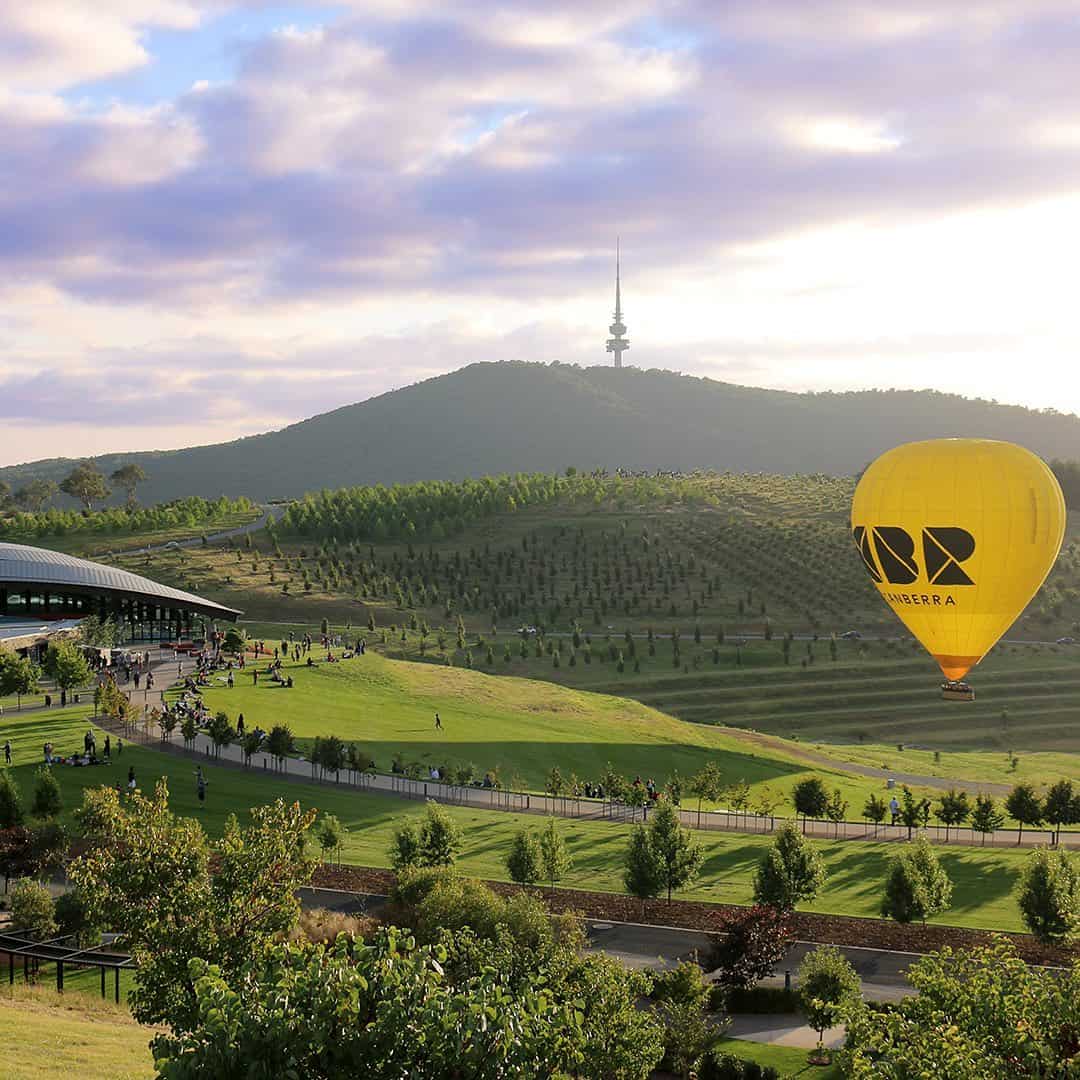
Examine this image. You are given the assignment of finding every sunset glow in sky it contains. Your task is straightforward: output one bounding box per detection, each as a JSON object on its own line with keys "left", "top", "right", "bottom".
{"left": 3, "top": 1, "right": 1080, "bottom": 464}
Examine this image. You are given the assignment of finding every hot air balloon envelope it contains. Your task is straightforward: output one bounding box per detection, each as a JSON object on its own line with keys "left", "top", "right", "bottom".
{"left": 851, "top": 439, "right": 1065, "bottom": 682}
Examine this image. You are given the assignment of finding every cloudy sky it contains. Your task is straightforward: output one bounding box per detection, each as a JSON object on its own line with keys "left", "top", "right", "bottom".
{"left": 3, "top": 1, "right": 1080, "bottom": 466}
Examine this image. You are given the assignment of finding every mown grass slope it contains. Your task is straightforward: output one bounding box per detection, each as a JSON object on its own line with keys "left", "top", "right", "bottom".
{"left": 0, "top": 707, "right": 1035, "bottom": 932}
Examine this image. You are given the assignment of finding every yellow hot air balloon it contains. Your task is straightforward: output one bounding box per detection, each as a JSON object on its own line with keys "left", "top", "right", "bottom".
{"left": 851, "top": 439, "right": 1065, "bottom": 690}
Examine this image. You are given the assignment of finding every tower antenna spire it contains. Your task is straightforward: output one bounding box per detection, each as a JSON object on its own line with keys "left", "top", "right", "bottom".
{"left": 606, "top": 239, "right": 629, "bottom": 369}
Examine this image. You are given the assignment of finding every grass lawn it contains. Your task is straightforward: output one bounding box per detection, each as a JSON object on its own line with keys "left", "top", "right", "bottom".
{"left": 0, "top": 986, "right": 154, "bottom": 1079}
{"left": 1, "top": 709, "right": 1035, "bottom": 933}
{"left": 713, "top": 1037, "right": 844, "bottom": 1078}
{"left": 192, "top": 650, "right": 963, "bottom": 816}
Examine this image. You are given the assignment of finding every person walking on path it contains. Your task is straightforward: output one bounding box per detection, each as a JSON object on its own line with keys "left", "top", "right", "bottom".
{"left": 434, "top": 712, "right": 443, "bottom": 730}
{"left": 889, "top": 795, "right": 900, "bottom": 826}
{"left": 3, "top": 740, "right": 10, "bottom": 765}
{"left": 195, "top": 766, "right": 208, "bottom": 804}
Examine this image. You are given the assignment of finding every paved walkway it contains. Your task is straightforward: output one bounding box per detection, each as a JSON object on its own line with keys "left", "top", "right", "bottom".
{"left": 81, "top": 646, "right": 1076, "bottom": 850}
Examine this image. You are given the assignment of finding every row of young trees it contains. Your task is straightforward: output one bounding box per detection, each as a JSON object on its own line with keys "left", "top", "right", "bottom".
{"left": 0, "top": 491, "right": 253, "bottom": 541}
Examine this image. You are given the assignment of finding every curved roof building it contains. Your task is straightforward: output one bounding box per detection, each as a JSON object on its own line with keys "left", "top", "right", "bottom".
{"left": 0, "top": 542, "right": 241, "bottom": 626}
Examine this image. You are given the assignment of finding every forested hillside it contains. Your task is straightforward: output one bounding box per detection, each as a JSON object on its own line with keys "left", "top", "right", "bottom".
{"left": 3, "top": 362, "right": 1080, "bottom": 503}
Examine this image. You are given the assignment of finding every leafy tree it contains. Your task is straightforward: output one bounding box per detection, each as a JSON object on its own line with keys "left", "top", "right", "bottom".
{"left": 30, "top": 820, "right": 69, "bottom": 881}
{"left": 59, "top": 461, "right": 111, "bottom": 510}
{"left": 0, "top": 649, "right": 40, "bottom": 710}
{"left": 506, "top": 826, "right": 542, "bottom": 887}
{"left": 898, "top": 785, "right": 927, "bottom": 839}
{"left": 862, "top": 793, "right": 887, "bottom": 835}
{"left": 315, "top": 813, "right": 347, "bottom": 866}
{"left": 0, "top": 826, "right": 33, "bottom": 892}
{"left": 646, "top": 799, "right": 703, "bottom": 903}
{"left": 207, "top": 711, "right": 235, "bottom": 759}
{"left": 546, "top": 766, "right": 565, "bottom": 797}
{"left": 880, "top": 837, "right": 953, "bottom": 925}
{"left": 110, "top": 463, "right": 148, "bottom": 505}
{"left": 77, "top": 615, "right": 117, "bottom": 648}
{"left": 265, "top": 724, "right": 295, "bottom": 771}
{"left": 624, "top": 824, "right": 663, "bottom": 912}
{"left": 1006, "top": 783, "right": 1044, "bottom": 845}
{"left": 824, "top": 789, "right": 848, "bottom": 837}
{"left": 707, "top": 904, "right": 794, "bottom": 993}
{"left": 841, "top": 941, "right": 1080, "bottom": 1078}
{"left": 539, "top": 816, "right": 572, "bottom": 892}
{"left": 1017, "top": 847, "right": 1080, "bottom": 944}
{"left": 971, "top": 793, "right": 1005, "bottom": 845}
{"left": 933, "top": 789, "right": 972, "bottom": 842}
{"left": 0, "top": 769, "right": 25, "bottom": 828}
{"left": 70, "top": 781, "right": 318, "bottom": 1030}
{"left": 390, "top": 820, "right": 422, "bottom": 870}
{"left": 416, "top": 800, "right": 462, "bottom": 867}
{"left": 9, "top": 878, "right": 57, "bottom": 940}
{"left": 1043, "top": 779, "right": 1076, "bottom": 845}
{"left": 13, "top": 479, "right": 57, "bottom": 511}
{"left": 240, "top": 730, "right": 262, "bottom": 765}
{"left": 43, "top": 639, "right": 91, "bottom": 706}
{"left": 151, "top": 929, "right": 665, "bottom": 1080}
{"left": 31, "top": 766, "right": 62, "bottom": 820}
{"left": 54, "top": 886, "right": 102, "bottom": 947}
{"left": 753, "top": 823, "right": 826, "bottom": 911}
{"left": 791, "top": 777, "right": 829, "bottom": 827}
{"left": 797, "top": 945, "right": 861, "bottom": 1055}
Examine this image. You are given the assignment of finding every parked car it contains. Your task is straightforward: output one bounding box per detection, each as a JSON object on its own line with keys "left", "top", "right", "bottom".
{"left": 1056, "top": 636, "right": 1076, "bottom": 645}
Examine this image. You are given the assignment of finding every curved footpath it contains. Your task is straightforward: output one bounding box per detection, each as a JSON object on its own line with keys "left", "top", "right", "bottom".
{"left": 82, "top": 646, "right": 1077, "bottom": 851}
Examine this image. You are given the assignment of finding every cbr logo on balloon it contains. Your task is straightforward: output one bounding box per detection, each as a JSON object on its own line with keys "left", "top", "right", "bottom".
{"left": 852, "top": 525, "right": 975, "bottom": 606}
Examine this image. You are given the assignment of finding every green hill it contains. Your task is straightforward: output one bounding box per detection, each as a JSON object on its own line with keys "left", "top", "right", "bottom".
{"left": 4, "top": 362, "right": 1080, "bottom": 503}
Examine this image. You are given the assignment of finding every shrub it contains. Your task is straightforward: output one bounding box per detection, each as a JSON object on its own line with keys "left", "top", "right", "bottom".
{"left": 389, "top": 865, "right": 455, "bottom": 913}
{"left": 31, "top": 767, "right": 62, "bottom": 820}
{"left": 650, "top": 960, "right": 710, "bottom": 1010}
{"left": 10, "top": 878, "right": 56, "bottom": 940}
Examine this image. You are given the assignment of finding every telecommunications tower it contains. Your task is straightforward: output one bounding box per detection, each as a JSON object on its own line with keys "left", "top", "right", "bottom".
{"left": 605, "top": 240, "right": 629, "bottom": 368}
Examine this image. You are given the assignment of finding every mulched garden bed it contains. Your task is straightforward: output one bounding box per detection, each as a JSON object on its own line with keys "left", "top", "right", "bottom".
{"left": 311, "top": 863, "right": 1078, "bottom": 969}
